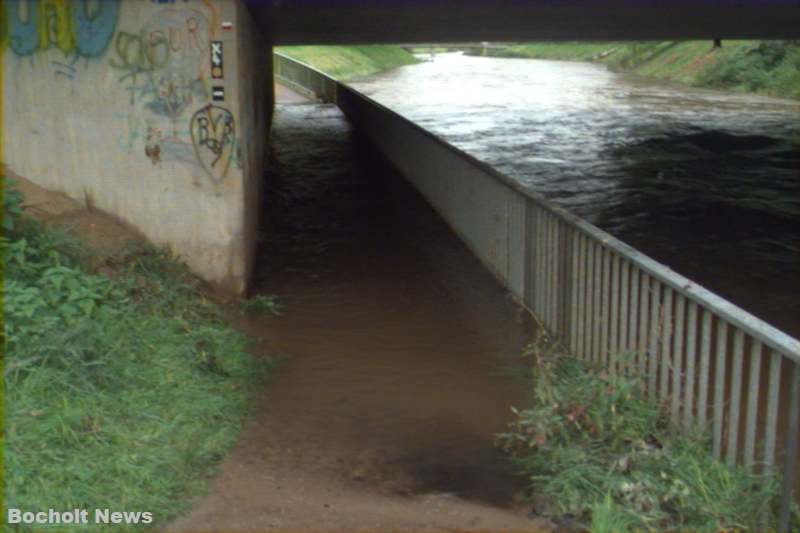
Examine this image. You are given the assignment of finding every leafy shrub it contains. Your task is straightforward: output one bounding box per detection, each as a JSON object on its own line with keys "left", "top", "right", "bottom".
{"left": 696, "top": 40, "right": 800, "bottom": 98}
{"left": 3, "top": 178, "right": 23, "bottom": 232}
{"left": 3, "top": 183, "right": 270, "bottom": 530}
{"left": 240, "top": 293, "right": 282, "bottom": 316}
{"left": 498, "top": 342, "right": 781, "bottom": 532}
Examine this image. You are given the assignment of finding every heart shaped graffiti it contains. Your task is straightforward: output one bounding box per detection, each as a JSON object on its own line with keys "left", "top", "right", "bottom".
{"left": 190, "top": 104, "right": 236, "bottom": 183}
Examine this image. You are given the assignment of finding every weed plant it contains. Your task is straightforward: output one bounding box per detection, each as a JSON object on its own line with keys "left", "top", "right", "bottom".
{"left": 696, "top": 40, "right": 800, "bottom": 99}
{"left": 3, "top": 182, "right": 270, "bottom": 530}
{"left": 498, "top": 339, "right": 783, "bottom": 532}
{"left": 240, "top": 294, "right": 282, "bottom": 316}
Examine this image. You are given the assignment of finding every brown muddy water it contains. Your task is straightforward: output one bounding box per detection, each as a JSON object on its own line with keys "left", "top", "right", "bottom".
{"left": 172, "top": 101, "right": 548, "bottom": 531}
{"left": 350, "top": 52, "right": 800, "bottom": 339}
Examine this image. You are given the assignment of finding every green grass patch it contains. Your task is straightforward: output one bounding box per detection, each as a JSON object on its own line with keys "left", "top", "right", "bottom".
{"left": 275, "top": 45, "right": 418, "bottom": 80}
{"left": 498, "top": 338, "right": 787, "bottom": 532}
{"left": 3, "top": 182, "right": 272, "bottom": 531}
{"left": 692, "top": 40, "right": 800, "bottom": 100}
{"left": 240, "top": 294, "right": 282, "bottom": 316}
{"left": 488, "top": 42, "right": 621, "bottom": 62}
{"left": 601, "top": 40, "right": 800, "bottom": 99}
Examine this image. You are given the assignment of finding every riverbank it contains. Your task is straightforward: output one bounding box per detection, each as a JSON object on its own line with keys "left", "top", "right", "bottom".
{"left": 3, "top": 176, "right": 272, "bottom": 530}
{"left": 275, "top": 45, "right": 418, "bottom": 81}
{"left": 467, "top": 41, "right": 800, "bottom": 100}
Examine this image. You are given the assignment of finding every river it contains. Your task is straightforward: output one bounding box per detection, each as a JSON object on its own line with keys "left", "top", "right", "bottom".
{"left": 349, "top": 52, "right": 800, "bottom": 338}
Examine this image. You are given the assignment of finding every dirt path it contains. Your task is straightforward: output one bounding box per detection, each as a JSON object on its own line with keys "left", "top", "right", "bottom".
{"left": 171, "top": 103, "right": 549, "bottom": 532}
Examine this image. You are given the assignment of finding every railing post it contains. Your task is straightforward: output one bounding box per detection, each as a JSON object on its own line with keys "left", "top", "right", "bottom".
{"left": 659, "top": 288, "right": 673, "bottom": 402}
{"left": 619, "top": 260, "right": 630, "bottom": 373}
{"left": 713, "top": 321, "right": 728, "bottom": 460}
{"left": 764, "top": 351, "right": 782, "bottom": 468}
{"left": 609, "top": 254, "right": 620, "bottom": 374}
{"left": 559, "top": 220, "right": 571, "bottom": 340}
{"left": 576, "top": 234, "right": 588, "bottom": 359}
{"left": 568, "top": 228, "right": 580, "bottom": 353}
{"left": 697, "top": 310, "right": 712, "bottom": 429}
{"left": 743, "top": 340, "right": 762, "bottom": 471}
{"left": 671, "top": 294, "right": 686, "bottom": 422}
{"left": 683, "top": 301, "right": 698, "bottom": 431}
{"left": 647, "top": 278, "right": 660, "bottom": 399}
{"left": 524, "top": 200, "right": 535, "bottom": 311}
{"left": 779, "top": 363, "right": 800, "bottom": 533}
{"left": 600, "top": 248, "right": 611, "bottom": 366}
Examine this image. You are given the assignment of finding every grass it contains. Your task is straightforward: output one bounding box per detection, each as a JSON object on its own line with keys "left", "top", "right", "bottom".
{"left": 275, "top": 45, "right": 418, "bottom": 80}
{"left": 3, "top": 181, "right": 272, "bottom": 531}
{"left": 474, "top": 40, "right": 800, "bottom": 100}
{"left": 498, "top": 337, "right": 788, "bottom": 532}
{"left": 240, "top": 294, "right": 282, "bottom": 316}
{"left": 692, "top": 40, "right": 800, "bottom": 99}
{"left": 487, "top": 42, "right": 621, "bottom": 62}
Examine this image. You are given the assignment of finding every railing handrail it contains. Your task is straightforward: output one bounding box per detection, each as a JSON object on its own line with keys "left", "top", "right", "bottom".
{"left": 275, "top": 51, "right": 800, "bottom": 362}
{"left": 275, "top": 51, "right": 337, "bottom": 80}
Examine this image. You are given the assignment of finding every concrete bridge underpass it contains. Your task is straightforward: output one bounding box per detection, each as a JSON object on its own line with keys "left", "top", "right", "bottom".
{"left": 5, "top": 0, "right": 800, "bottom": 293}
{"left": 4, "top": 2, "right": 800, "bottom": 527}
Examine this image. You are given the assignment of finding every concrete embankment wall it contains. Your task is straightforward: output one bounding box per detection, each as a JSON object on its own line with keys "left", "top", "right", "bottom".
{"left": 335, "top": 85, "right": 527, "bottom": 297}
{"left": 2, "top": 0, "right": 272, "bottom": 293}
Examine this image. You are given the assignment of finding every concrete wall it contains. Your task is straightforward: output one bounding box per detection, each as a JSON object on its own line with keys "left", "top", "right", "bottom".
{"left": 235, "top": 0, "right": 273, "bottom": 291}
{"left": 2, "top": 0, "right": 272, "bottom": 293}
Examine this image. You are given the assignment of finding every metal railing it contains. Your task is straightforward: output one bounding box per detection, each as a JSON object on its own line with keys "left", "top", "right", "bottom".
{"left": 274, "top": 53, "right": 337, "bottom": 103}
{"left": 273, "top": 51, "right": 800, "bottom": 529}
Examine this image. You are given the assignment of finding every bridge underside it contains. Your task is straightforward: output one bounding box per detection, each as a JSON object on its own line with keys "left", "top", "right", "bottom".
{"left": 249, "top": 0, "right": 800, "bottom": 44}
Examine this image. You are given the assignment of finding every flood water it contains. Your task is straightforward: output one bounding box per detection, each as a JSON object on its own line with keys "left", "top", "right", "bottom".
{"left": 349, "top": 52, "right": 800, "bottom": 338}
{"left": 177, "top": 63, "right": 799, "bottom": 528}
{"left": 181, "top": 101, "right": 548, "bottom": 529}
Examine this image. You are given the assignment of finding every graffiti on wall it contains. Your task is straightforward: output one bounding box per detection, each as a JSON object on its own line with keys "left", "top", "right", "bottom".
{"left": 110, "top": 7, "right": 210, "bottom": 103}
{"left": 4, "top": 1, "right": 237, "bottom": 186}
{"left": 109, "top": 30, "right": 170, "bottom": 83}
{"left": 190, "top": 104, "right": 236, "bottom": 183}
{"left": 4, "top": 0, "right": 119, "bottom": 57}
{"left": 110, "top": 5, "right": 221, "bottom": 182}
{"left": 106, "top": 4, "right": 237, "bottom": 185}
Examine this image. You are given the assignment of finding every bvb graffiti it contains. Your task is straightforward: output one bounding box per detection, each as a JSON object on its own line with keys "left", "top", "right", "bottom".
{"left": 4, "top": 0, "right": 119, "bottom": 57}
{"left": 190, "top": 105, "right": 236, "bottom": 183}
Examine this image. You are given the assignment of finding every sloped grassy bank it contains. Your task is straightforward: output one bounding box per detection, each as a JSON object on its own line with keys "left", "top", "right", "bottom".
{"left": 2, "top": 183, "right": 272, "bottom": 531}
{"left": 275, "top": 45, "right": 418, "bottom": 80}
{"left": 499, "top": 337, "right": 795, "bottom": 532}
{"left": 473, "top": 41, "right": 800, "bottom": 100}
